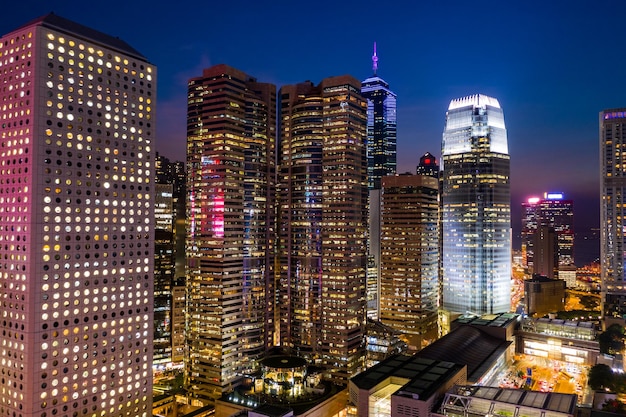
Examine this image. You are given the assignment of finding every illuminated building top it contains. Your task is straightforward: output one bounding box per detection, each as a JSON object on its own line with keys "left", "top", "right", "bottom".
{"left": 361, "top": 44, "right": 397, "bottom": 189}
{"left": 443, "top": 94, "right": 507, "bottom": 156}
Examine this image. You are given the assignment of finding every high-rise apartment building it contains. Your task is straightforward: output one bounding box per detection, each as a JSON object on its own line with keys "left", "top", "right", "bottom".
{"left": 279, "top": 75, "right": 367, "bottom": 383}
{"left": 362, "top": 43, "right": 397, "bottom": 321}
{"left": 186, "top": 65, "right": 276, "bottom": 402}
{"left": 380, "top": 174, "right": 439, "bottom": 350}
{"left": 441, "top": 94, "right": 511, "bottom": 315}
{"left": 521, "top": 193, "right": 574, "bottom": 275}
{"left": 0, "top": 14, "right": 155, "bottom": 417}
{"left": 600, "top": 109, "right": 626, "bottom": 317}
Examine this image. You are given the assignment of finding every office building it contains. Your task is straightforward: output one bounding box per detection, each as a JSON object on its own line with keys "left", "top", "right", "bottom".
{"left": 361, "top": 43, "right": 397, "bottom": 190}
{"left": 600, "top": 109, "right": 626, "bottom": 317}
{"left": 362, "top": 44, "right": 397, "bottom": 320}
{"left": 521, "top": 193, "right": 574, "bottom": 275}
{"left": 523, "top": 275, "right": 566, "bottom": 317}
{"left": 416, "top": 152, "right": 439, "bottom": 178}
{"left": 279, "top": 75, "right": 367, "bottom": 384}
{"left": 380, "top": 174, "right": 439, "bottom": 350}
{"left": 154, "top": 155, "right": 186, "bottom": 365}
{"left": 532, "top": 226, "right": 558, "bottom": 278}
{"left": 154, "top": 182, "right": 175, "bottom": 365}
{"left": 186, "top": 64, "right": 276, "bottom": 402}
{"left": 441, "top": 95, "right": 511, "bottom": 314}
{"left": 0, "top": 14, "right": 155, "bottom": 417}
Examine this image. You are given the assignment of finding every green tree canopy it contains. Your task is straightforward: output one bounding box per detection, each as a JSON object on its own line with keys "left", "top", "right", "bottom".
{"left": 588, "top": 364, "right": 615, "bottom": 391}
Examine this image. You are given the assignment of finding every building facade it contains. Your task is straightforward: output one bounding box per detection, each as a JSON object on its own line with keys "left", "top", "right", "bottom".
{"left": 154, "top": 182, "right": 175, "bottom": 365}
{"left": 279, "top": 75, "right": 367, "bottom": 384}
{"left": 523, "top": 275, "right": 566, "bottom": 317}
{"left": 600, "top": 109, "right": 626, "bottom": 317}
{"left": 0, "top": 14, "right": 155, "bottom": 417}
{"left": 380, "top": 174, "right": 439, "bottom": 350}
{"left": 186, "top": 64, "right": 276, "bottom": 402}
{"left": 441, "top": 95, "right": 511, "bottom": 315}
{"left": 521, "top": 193, "right": 574, "bottom": 275}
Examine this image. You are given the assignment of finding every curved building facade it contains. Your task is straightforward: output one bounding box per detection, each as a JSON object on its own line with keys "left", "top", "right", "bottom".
{"left": 441, "top": 95, "right": 511, "bottom": 314}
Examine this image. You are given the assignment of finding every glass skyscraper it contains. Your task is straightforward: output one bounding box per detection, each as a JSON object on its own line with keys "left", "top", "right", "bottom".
{"left": 600, "top": 109, "right": 626, "bottom": 317}
{"left": 441, "top": 94, "right": 511, "bottom": 315}
{"left": 361, "top": 44, "right": 397, "bottom": 190}
{"left": 362, "top": 44, "right": 397, "bottom": 321}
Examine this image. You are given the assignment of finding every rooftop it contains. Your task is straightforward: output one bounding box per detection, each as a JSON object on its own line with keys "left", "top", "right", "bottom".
{"left": 9, "top": 13, "right": 147, "bottom": 60}
{"left": 453, "top": 312, "right": 519, "bottom": 328}
{"left": 351, "top": 354, "right": 465, "bottom": 400}
{"left": 417, "top": 325, "right": 511, "bottom": 382}
{"left": 445, "top": 385, "right": 577, "bottom": 415}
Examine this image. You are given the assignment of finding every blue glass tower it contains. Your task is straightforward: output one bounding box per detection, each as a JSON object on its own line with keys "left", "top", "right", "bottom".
{"left": 441, "top": 94, "right": 511, "bottom": 314}
{"left": 361, "top": 43, "right": 397, "bottom": 190}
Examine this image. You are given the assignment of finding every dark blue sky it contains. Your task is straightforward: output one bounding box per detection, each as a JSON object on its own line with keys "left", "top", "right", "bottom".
{"left": 4, "top": 0, "right": 625, "bottom": 257}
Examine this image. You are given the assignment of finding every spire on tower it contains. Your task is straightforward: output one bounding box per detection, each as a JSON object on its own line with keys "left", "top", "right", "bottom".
{"left": 372, "top": 42, "right": 378, "bottom": 75}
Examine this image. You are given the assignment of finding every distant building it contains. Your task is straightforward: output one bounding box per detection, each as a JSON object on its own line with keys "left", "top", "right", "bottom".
{"left": 380, "top": 174, "right": 439, "bottom": 350}
{"left": 361, "top": 43, "right": 397, "bottom": 190}
{"left": 364, "top": 319, "right": 408, "bottom": 368}
{"left": 362, "top": 43, "right": 397, "bottom": 321}
{"left": 600, "top": 108, "right": 626, "bottom": 317}
{"left": 533, "top": 226, "right": 558, "bottom": 278}
{"left": 441, "top": 95, "right": 511, "bottom": 314}
{"left": 524, "top": 275, "right": 566, "bottom": 317}
{"left": 154, "top": 155, "right": 186, "bottom": 365}
{"left": 0, "top": 13, "right": 155, "bottom": 416}
{"left": 416, "top": 152, "right": 439, "bottom": 178}
{"left": 279, "top": 75, "right": 368, "bottom": 384}
{"left": 154, "top": 182, "right": 175, "bottom": 365}
{"left": 522, "top": 193, "right": 574, "bottom": 276}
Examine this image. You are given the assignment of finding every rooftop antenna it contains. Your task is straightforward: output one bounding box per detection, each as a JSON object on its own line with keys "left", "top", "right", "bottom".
{"left": 372, "top": 42, "right": 378, "bottom": 75}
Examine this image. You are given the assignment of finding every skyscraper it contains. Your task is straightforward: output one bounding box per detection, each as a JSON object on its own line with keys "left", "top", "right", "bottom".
{"left": 380, "top": 174, "right": 439, "bottom": 350}
{"left": 361, "top": 43, "right": 397, "bottom": 320}
{"left": 441, "top": 94, "right": 511, "bottom": 315}
{"left": 186, "top": 65, "right": 276, "bottom": 402}
{"left": 361, "top": 43, "right": 397, "bottom": 190}
{"left": 154, "top": 182, "right": 175, "bottom": 365}
{"left": 600, "top": 108, "right": 626, "bottom": 317}
{"left": 416, "top": 152, "right": 439, "bottom": 178}
{"left": 279, "top": 75, "right": 367, "bottom": 383}
{"left": 521, "top": 193, "right": 574, "bottom": 275}
{"left": 0, "top": 14, "right": 155, "bottom": 417}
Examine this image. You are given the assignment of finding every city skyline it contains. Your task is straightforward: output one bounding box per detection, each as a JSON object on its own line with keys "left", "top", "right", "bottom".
{"left": 3, "top": 1, "right": 624, "bottom": 250}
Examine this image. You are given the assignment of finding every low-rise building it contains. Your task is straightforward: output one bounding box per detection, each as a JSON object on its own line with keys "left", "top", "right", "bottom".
{"left": 349, "top": 355, "right": 466, "bottom": 417}
{"left": 436, "top": 385, "right": 577, "bottom": 417}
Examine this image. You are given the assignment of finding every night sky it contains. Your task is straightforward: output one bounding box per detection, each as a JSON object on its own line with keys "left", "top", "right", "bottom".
{"left": 4, "top": 0, "right": 625, "bottom": 263}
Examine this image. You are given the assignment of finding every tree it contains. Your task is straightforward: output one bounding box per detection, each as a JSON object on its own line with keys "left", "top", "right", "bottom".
{"left": 599, "top": 324, "right": 625, "bottom": 355}
{"left": 588, "top": 364, "right": 615, "bottom": 391}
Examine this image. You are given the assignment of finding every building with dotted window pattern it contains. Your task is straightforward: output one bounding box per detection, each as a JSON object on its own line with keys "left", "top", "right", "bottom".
{"left": 0, "top": 14, "right": 155, "bottom": 417}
